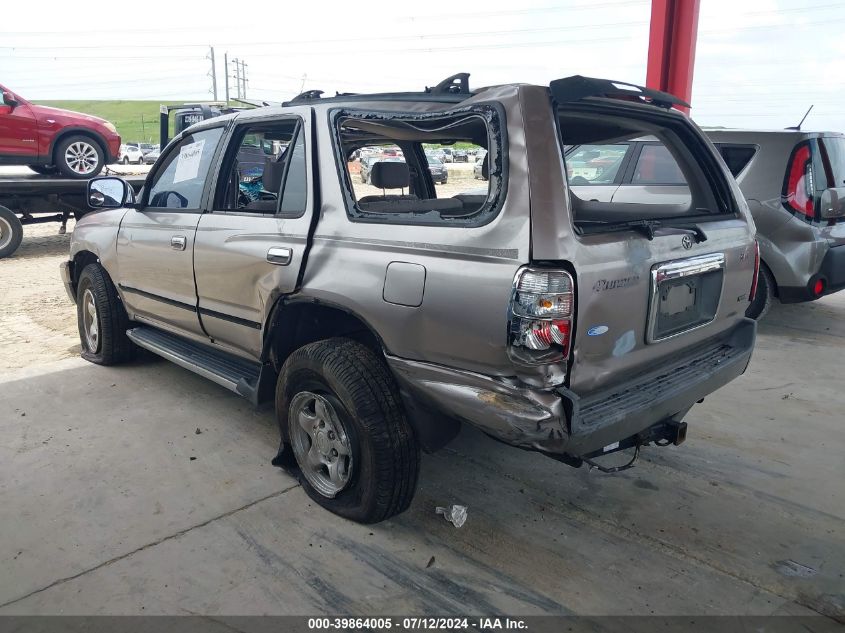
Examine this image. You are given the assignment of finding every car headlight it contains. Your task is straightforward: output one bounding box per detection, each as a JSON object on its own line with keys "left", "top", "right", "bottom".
{"left": 104, "top": 122, "right": 118, "bottom": 134}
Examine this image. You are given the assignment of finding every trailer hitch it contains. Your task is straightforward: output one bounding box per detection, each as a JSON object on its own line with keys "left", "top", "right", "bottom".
{"left": 569, "top": 418, "right": 688, "bottom": 473}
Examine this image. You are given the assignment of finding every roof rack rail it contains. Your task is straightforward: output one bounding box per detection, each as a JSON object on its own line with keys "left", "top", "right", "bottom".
{"left": 425, "top": 73, "right": 470, "bottom": 95}
{"left": 288, "top": 89, "right": 324, "bottom": 104}
{"left": 550, "top": 75, "right": 689, "bottom": 110}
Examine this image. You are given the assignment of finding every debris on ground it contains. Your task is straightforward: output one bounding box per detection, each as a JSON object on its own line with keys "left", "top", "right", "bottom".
{"left": 426, "top": 556, "right": 435, "bottom": 568}
{"left": 435, "top": 505, "right": 467, "bottom": 528}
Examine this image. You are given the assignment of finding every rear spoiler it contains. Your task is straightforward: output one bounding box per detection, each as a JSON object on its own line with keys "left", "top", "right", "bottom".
{"left": 550, "top": 75, "right": 690, "bottom": 110}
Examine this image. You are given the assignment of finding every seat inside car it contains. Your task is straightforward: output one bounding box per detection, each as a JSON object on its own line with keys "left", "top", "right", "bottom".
{"left": 358, "top": 161, "right": 463, "bottom": 214}
{"left": 244, "top": 158, "right": 286, "bottom": 212}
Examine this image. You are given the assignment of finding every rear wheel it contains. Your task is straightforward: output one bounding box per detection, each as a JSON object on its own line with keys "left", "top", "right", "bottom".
{"left": 276, "top": 338, "right": 420, "bottom": 523}
{"left": 76, "top": 263, "right": 135, "bottom": 364}
{"left": 746, "top": 264, "right": 775, "bottom": 320}
{"left": 56, "top": 135, "right": 104, "bottom": 179}
{"left": 0, "top": 206, "right": 24, "bottom": 259}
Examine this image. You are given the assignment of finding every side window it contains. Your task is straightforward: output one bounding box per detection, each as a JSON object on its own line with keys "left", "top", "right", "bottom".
{"left": 279, "top": 129, "right": 307, "bottom": 216}
{"left": 565, "top": 144, "right": 628, "bottom": 184}
{"left": 146, "top": 127, "right": 224, "bottom": 209}
{"left": 215, "top": 119, "right": 301, "bottom": 214}
{"left": 631, "top": 144, "right": 687, "bottom": 185}
{"left": 335, "top": 106, "right": 504, "bottom": 227}
{"left": 715, "top": 144, "right": 757, "bottom": 177}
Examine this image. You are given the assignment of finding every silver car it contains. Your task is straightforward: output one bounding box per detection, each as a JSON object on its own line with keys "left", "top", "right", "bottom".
{"left": 567, "top": 130, "right": 845, "bottom": 318}
{"left": 61, "top": 75, "right": 757, "bottom": 523}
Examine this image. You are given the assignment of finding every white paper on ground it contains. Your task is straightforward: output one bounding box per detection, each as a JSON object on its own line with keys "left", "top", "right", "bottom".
{"left": 173, "top": 139, "right": 206, "bottom": 184}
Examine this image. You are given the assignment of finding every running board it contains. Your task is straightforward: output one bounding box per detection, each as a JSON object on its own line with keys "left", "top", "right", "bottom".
{"left": 127, "top": 326, "right": 266, "bottom": 404}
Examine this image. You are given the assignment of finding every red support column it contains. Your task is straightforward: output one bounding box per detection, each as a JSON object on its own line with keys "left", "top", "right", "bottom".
{"left": 646, "top": 0, "right": 701, "bottom": 114}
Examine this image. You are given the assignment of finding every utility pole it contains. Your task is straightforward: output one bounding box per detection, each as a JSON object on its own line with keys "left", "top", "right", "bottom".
{"left": 208, "top": 46, "right": 218, "bottom": 101}
{"left": 224, "top": 52, "right": 230, "bottom": 104}
{"left": 231, "top": 57, "right": 241, "bottom": 99}
{"left": 240, "top": 60, "right": 248, "bottom": 99}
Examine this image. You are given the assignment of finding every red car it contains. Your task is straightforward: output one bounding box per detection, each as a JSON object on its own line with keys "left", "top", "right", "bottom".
{"left": 0, "top": 84, "right": 121, "bottom": 178}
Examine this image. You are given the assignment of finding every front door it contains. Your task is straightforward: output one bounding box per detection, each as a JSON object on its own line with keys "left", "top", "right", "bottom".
{"left": 0, "top": 94, "right": 39, "bottom": 159}
{"left": 116, "top": 125, "right": 226, "bottom": 338}
{"left": 193, "top": 111, "right": 313, "bottom": 358}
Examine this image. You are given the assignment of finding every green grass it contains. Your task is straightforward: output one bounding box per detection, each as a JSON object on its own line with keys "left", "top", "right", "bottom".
{"left": 32, "top": 100, "right": 178, "bottom": 144}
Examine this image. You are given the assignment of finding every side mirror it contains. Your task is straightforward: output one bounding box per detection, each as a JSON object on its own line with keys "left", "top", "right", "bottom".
{"left": 820, "top": 187, "right": 845, "bottom": 219}
{"left": 88, "top": 176, "right": 134, "bottom": 209}
{"left": 2, "top": 91, "right": 18, "bottom": 107}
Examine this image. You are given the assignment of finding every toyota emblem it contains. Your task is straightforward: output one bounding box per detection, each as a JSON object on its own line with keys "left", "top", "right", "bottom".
{"left": 681, "top": 234, "right": 694, "bottom": 250}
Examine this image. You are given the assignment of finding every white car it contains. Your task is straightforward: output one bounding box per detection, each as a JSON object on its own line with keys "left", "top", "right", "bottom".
{"left": 118, "top": 144, "right": 144, "bottom": 165}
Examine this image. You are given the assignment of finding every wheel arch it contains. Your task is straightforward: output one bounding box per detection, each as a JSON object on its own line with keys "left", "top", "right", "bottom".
{"left": 49, "top": 128, "right": 111, "bottom": 164}
{"left": 263, "top": 298, "right": 460, "bottom": 453}
{"left": 69, "top": 250, "right": 101, "bottom": 298}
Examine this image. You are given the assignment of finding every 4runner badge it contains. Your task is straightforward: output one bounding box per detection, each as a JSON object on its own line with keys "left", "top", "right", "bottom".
{"left": 682, "top": 234, "right": 694, "bottom": 250}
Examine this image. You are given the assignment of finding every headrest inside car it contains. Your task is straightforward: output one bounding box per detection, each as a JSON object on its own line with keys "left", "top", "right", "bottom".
{"left": 262, "top": 158, "right": 285, "bottom": 192}
{"left": 370, "top": 161, "right": 410, "bottom": 189}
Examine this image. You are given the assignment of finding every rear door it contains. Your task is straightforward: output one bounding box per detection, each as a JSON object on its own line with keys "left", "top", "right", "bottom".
{"left": 193, "top": 109, "right": 314, "bottom": 358}
{"left": 116, "top": 125, "right": 226, "bottom": 337}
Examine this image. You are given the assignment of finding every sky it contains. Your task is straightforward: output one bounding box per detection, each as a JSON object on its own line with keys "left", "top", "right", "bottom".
{"left": 1, "top": 0, "right": 843, "bottom": 131}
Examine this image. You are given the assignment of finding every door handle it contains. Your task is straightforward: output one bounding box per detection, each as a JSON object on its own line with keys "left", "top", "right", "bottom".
{"left": 171, "top": 235, "right": 187, "bottom": 251}
{"left": 267, "top": 246, "right": 292, "bottom": 265}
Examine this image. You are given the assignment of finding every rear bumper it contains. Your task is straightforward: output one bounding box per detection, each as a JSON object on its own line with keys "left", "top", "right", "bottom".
{"left": 779, "top": 244, "right": 845, "bottom": 302}
{"left": 388, "top": 318, "right": 756, "bottom": 457}
{"left": 59, "top": 260, "right": 76, "bottom": 303}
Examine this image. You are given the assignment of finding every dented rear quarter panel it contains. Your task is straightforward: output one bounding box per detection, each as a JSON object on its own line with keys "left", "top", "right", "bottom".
{"left": 298, "top": 86, "right": 531, "bottom": 376}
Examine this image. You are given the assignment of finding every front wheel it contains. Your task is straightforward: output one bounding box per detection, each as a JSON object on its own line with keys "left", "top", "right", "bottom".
{"left": 276, "top": 338, "right": 420, "bottom": 523}
{"left": 56, "top": 135, "right": 105, "bottom": 179}
{"left": 76, "top": 263, "right": 135, "bottom": 364}
{"left": 746, "top": 264, "right": 775, "bottom": 320}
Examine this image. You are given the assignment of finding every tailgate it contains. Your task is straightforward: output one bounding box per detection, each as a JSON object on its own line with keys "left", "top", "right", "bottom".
{"left": 568, "top": 222, "right": 755, "bottom": 395}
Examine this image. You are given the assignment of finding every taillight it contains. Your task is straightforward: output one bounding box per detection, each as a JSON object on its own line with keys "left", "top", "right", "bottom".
{"left": 508, "top": 267, "right": 574, "bottom": 365}
{"left": 783, "top": 142, "right": 815, "bottom": 219}
{"left": 749, "top": 241, "right": 760, "bottom": 302}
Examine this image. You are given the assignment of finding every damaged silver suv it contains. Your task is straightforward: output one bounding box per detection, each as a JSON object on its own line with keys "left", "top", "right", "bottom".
{"left": 61, "top": 74, "right": 758, "bottom": 523}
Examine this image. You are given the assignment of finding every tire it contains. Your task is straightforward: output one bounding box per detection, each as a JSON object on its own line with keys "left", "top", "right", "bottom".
{"left": 0, "top": 206, "right": 24, "bottom": 259}
{"left": 28, "top": 164, "right": 58, "bottom": 175}
{"left": 55, "top": 135, "right": 105, "bottom": 179}
{"left": 276, "top": 338, "right": 420, "bottom": 524}
{"left": 746, "top": 264, "right": 775, "bottom": 320}
{"left": 122, "top": 156, "right": 129, "bottom": 164}
{"left": 76, "top": 263, "right": 135, "bottom": 365}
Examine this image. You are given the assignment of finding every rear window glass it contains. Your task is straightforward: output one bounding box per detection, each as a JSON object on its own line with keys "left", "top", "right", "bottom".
{"left": 333, "top": 106, "right": 505, "bottom": 227}
{"left": 714, "top": 144, "right": 757, "bottom": 177}
{"left": 559, "top": 109, "right": 732, "bottom": 226}
{"left": 631, "top": 144, "right": 687, "bottom": 185}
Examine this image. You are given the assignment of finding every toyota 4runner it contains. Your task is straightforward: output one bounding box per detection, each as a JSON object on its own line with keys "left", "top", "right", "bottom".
{"left": 60, "top": 74, "right": 758, "bottom": 523}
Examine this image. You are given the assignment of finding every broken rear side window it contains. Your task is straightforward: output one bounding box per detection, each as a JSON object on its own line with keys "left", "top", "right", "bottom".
{"left": 332, "top": 106, "right": 506, "bottom": 227}
{"left": 559, "top": 108, "right": 735, "bottom": 229}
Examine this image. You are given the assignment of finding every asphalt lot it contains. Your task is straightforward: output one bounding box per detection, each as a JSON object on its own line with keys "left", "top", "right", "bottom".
{"left": 0, "top": 199, "right": 843, "bottom": 619}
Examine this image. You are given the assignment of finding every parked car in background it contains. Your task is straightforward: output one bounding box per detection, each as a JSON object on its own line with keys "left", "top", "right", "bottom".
{"left": 453, "top": 149, "right": 469, "bottom": 163}
{"left": 139, "top": 143, "right": 155, "bottom": 155}
{"left": 474, "top": 154, "right": 488, "bottom": 180}
{"left": 426, "top": 156, "right": 448, "bottom": 184}
{"left": 566, "top": 130, "right": 845, "bottom": 319}
{"left": 0, "top": 83, "right": 120, "bottom": 178}
{"left": 119, "top": 144, "right": 145, "bottom": 164}
{"left": 63, "top": 75, "right": 757, "bottom": 524}
{"left": 704, "top": 129, "right": 845, "bottom": 317}
{"left": 441, "top": 147, "right": 454, "bottom": 162}
{"left": 142, "top": 146, "right": 160, "bottom": 165}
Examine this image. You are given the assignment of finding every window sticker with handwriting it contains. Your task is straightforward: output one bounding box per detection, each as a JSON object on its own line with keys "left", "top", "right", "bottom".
{"left": 173, "top": 139, "right": 206, "bottom": 184}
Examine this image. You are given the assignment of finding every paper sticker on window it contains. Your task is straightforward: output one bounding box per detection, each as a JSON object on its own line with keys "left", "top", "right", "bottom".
{"left": 173, "top": 139, "right": 206, "bottom": 184}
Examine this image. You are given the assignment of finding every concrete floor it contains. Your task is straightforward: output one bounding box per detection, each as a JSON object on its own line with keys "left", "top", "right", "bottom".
{"left": 1, "top": 297, "right": 843, "bottom": 618}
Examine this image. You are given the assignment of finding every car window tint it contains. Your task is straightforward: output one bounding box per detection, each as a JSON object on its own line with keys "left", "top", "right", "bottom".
{"left": 147, "top": 127, "right": 224, "bottom": 209}
{"left": 716, "top": 144, "right": 757, "bottom": 177}
{"left": 279, "top": 129, "right": 307, "bottom": 216}
{"left": 565, "top": 144, "right": 628, "bottom": 184}
{"left": 631, "top": 144, "right": 687, "bottom": 185}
